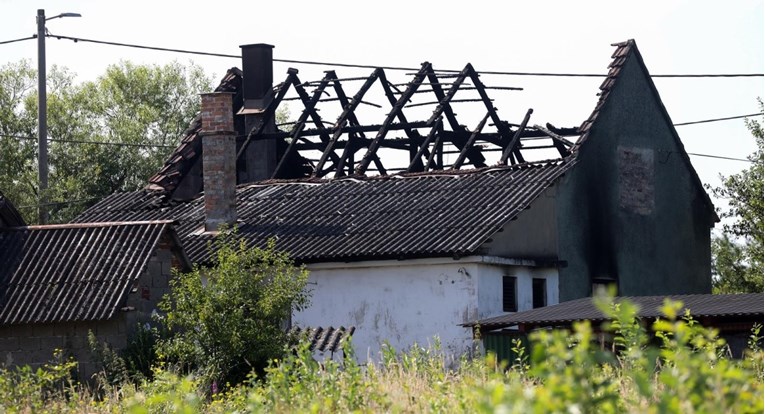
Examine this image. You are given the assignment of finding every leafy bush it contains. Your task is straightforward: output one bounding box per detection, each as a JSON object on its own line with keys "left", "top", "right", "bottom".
{"left": 156, "top": 233, "right": 310, "bottom": 390}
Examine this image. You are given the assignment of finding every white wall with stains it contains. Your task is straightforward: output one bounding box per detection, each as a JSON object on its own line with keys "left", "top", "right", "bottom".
{"left": 294, "top": 256, "right": 558, "bottom": 362}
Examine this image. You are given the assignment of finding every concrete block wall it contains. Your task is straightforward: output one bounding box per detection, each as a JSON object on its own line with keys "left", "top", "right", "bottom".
{"left": 0, "top": 318, "right": 127, "bottom": 380}
{"left": 0, "top": 238, "right": 182, "bottom": 379}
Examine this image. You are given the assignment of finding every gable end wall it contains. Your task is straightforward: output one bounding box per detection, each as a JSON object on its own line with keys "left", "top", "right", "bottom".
{"left": 557, "top": 52, "right": 713, "bottom": 300}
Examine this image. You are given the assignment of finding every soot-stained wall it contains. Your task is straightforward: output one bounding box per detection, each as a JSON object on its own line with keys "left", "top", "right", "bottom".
{"left": 556, "top": 51, "right": 715, "bottom": 301}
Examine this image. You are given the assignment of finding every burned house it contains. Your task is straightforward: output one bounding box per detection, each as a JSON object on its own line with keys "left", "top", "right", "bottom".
{"left": 0, "top": 219, "right": 190, "bottom": 376}
{"left": 74, "top": 39, "right": 717, "bottom": 358}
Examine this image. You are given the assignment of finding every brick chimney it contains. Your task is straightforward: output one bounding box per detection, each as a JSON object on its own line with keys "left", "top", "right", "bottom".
{"left": 200, "top": 92, "right": 237, "bottom": 232}
{"left": 238, "top": 43, "right": 278, "bottom": 182}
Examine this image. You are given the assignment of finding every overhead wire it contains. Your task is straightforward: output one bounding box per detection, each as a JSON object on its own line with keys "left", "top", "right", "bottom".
{"left": 673, "top": 113, "right": 763, "bottom": 126}
{"left": 47, "top": 34, "right": 765, "bottom": 78}
{"left": 2, "top": 110, "right": 761, "bottom": 159}
{"left": 686, "top": 153, "right": 755, "bottom": 163}
{"left": 0, "top": 133, "right": 175, "bottom": 148}
{"left": 0, "top": 35, "right": 36, "bottom": 46}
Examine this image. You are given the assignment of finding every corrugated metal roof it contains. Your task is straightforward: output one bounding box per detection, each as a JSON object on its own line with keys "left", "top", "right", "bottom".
{"left": 76, "top": 159, "right": 574, "bottom": 264}
{"left": 292, "top": 326, "right": 355, "bottom": 353}
{"left": 0, "top": 221, "right": 175, "bottom": 325}
{"left": 468, "top": 293, "right": 765, "bottom": 329}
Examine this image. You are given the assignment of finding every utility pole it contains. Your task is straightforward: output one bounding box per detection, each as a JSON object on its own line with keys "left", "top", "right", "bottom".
{"left": 36, "top": 9, "right": 48, "bottom": 224}
{"left": 36, "top": 9, "right": 80, "bottom": 224}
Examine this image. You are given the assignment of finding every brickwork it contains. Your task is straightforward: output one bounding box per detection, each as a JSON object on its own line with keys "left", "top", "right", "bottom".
{"left": 201, "top": 92, "right": 237, "bottom": 232}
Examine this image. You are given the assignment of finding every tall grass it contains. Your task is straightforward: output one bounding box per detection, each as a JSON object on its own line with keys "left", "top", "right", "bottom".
{"left": 0, "top": 298, "right": 762, "bottom": 413}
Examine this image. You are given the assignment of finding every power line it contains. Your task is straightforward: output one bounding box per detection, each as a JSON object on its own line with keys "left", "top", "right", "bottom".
{"left": 0, "top": 133, "right": 174, "bottom": 148}
{"left": 687, "top": 152, "right": 755, "bottom": 163}
{"left": 48, "top": 34, "right": 238, "bottom": 59}
{"left": 48, "top": 34, "right": 765, "bottom": 78}
{"left": 11, "top": 152, "right": 756, "bottom": 211}
{"left": 673, "top": 113, "right": 764, "bottom": 127}
{"left": 3, "top": 110, "right": 762, "bottom": 156}
{"left": 0, "top": 35, "right": 36, "bottom": 46}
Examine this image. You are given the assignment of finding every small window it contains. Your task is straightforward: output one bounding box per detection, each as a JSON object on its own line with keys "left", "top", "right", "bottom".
{"left": 502, "top": 276, "right": 517, "bottom": 312}
{"left": 532, "top": 278, "right": 547, "bottom": 308}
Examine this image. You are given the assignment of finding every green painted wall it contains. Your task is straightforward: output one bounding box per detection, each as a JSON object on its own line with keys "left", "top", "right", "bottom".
{"left": 556, "top": 51, "right": 715, "bottom": 301}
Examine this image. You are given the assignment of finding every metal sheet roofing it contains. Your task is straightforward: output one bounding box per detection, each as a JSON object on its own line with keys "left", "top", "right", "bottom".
{"left": 76, "top": 159, "right": 574, "bottom": 264}
{"left": 0, "top": 221, "right": 174, "bottom": 325}
{"left": 292, "top": 326, "right": 355, "bottom": 353}
{"left": 469, "top": 293, "right": 765, "bottom": 329}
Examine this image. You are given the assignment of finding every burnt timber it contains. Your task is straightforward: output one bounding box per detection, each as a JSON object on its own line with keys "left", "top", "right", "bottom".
{"left": 147, "top": 61, "right": 579, "bottom": 195}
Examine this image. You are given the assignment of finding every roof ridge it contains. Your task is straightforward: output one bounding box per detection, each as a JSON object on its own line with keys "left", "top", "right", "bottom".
{"left": 4, "top": 220, "right": 175, "bottom": 231}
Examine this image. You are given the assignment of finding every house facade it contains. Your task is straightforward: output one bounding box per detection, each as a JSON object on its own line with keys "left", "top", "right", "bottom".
{"left": 0, "top": 220, "right": 190, "bottom": 376}
{"left": 73, "top": 39, "right": 717, "bottom": 361}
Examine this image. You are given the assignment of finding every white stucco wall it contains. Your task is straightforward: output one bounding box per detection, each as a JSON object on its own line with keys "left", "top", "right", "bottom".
{"left": 476, "top": 261, "right": 559, "bottom": 317}
{"left": 294, "top": 256, "right": 558, "bottom": 362}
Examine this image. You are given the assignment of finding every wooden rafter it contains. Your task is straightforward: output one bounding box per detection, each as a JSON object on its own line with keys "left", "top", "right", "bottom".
{"left": 453, "top": 111, "right": 491, "bottom": 169}
{"left": 272, "top": 72, "right": 333, "bottom": 178}
{"left": 355, "top": 63, "right": 430, "bottom": 175}
{"left": 500, "top": 109, "right": 534, "bottom": 165}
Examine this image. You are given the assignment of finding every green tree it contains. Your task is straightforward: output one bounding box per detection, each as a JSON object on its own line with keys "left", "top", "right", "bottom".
{"left": 156, "top": 233, "right": 310, "bottom": 390}
{"left": 711, "top": 101, "right": 763, "bottom": 293}
{"left": 0, "top": 60, "right": 212, "bottom": 224}
{"left": 0, "top": 60, "right": 50, "bottom": 219}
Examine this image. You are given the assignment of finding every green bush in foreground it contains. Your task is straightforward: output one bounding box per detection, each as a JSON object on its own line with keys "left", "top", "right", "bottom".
{"left": 155, "top": 233, "right": 310, "bottom": 390}
{"left": 0, "top": 296, "right": 762, "bottom": 413}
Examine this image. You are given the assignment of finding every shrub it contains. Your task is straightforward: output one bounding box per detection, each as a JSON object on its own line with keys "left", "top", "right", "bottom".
{"left": 156, "top": 232, "right": 310, "bottom": 390}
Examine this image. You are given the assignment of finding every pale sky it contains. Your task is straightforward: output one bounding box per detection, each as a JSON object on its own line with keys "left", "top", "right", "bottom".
{"left": 1, "top": 0, "right": 763, "bottom": 217}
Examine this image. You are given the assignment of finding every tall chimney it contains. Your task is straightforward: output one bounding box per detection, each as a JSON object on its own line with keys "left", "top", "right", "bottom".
{"left": 239, "top": 43, "right": 278, "bottom": 181}
{"left": 201, "top": 92, "right": 237, "bottom": 232}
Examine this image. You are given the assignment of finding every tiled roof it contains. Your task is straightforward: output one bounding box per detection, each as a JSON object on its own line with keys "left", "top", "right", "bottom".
{"left": 0, "top": 191, "right": 25, "bottom": 228}
{"left": 0, "top": 221, "right": 177, "bottom": 325}
{"left": 292, "top": 326, "right": 356, "bottom": 353}
{"left": 469, "top": 293, "right": 765, "bottom": 329}
{"left": 75, "top": 159, "right": 574, "bottom": 264}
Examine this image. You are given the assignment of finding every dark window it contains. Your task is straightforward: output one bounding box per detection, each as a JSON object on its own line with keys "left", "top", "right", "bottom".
{"left": 532, "top": 278, "right": 547, "bottom": 308}
{"left": 502, "top": 276, "right": 517, "bottom": 312}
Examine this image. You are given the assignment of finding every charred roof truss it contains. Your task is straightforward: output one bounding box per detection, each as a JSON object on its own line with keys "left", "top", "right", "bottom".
{"left": 235, "top": 62, "right": 578, "bottom": 180}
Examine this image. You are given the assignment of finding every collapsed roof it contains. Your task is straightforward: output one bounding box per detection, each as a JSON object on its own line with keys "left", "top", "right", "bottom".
{"left": 146, "top": 53, "right": 580, "bottom": 197}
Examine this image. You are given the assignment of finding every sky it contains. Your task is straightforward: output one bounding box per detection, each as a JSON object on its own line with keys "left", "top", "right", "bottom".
{"left": 1, "top": 0, "right": 763, "bottom": 218}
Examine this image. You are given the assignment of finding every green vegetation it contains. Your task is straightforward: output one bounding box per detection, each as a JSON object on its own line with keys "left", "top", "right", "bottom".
{"left": 711, "top": 102, "right": 764, "bottom": 293}
{"left": 156, "top": 234, "right": 310, "bottom": 390}
{"left": 0, "top": 296, "right": 761, "bottom": 413}
{"left": 0, "top": 59, "right": 212, "bottom": 224}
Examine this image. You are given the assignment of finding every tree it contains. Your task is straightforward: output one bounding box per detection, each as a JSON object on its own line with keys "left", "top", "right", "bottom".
{"left": 0, "top": 60, "right": 212, "bottom": 224}
{"left": 156, "top": 233, "right": 310, "bottom": 389}
{"left": 711, "top": 101, "right": 763, "bottom": 293}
